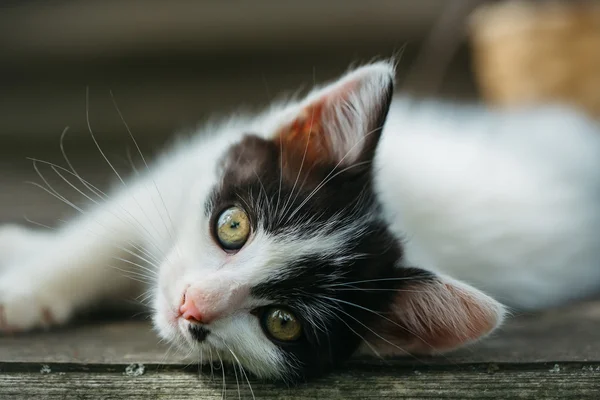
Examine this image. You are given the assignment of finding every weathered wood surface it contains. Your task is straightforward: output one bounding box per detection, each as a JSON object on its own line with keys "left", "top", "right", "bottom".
{"left": 2, "top": 364, "right": 600, "bottom": 399}
{"left": 1, "top": 300, "right": 599, "bottom": 399}
{"left": 2, "top": 299, "right": 600, "bottom": 365}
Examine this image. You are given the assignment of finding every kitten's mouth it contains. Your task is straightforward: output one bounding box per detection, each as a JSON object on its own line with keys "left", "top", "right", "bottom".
{"left": 188, "top": 324, "right": 210, "bottom": 342}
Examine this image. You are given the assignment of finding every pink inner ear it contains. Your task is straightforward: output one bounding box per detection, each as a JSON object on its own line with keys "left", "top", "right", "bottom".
{"left": 276, "top": 101, "right": 329, "bottom": 172}
{"left": 274, "top": 79, "right": 360, "bottom": 177}
{"left": 382, "top": 280, "right": 503, "bottom": 354}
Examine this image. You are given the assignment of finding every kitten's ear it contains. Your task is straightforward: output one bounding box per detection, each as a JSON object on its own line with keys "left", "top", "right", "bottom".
{"left": 362, "top": 273, "right": 506, "bottom": 356}
{"left": 275, "top": 61, "right": 395, "bottom": 173}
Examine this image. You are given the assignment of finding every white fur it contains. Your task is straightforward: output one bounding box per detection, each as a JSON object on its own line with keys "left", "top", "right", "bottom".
{"left": 376, "top": 99, "right": 600, "bottom": 309}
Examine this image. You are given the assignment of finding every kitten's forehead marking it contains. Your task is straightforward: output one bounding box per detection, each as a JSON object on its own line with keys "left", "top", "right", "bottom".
{"left": 216, "top": 135, "right": 277, "bottom": 188}
{"left": 203, "top": 127, "right": 380, "bottom": 300}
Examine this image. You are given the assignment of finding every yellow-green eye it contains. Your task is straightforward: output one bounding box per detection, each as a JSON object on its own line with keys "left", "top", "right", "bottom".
{"left": 215, "top": 206, "right": 250, "bottom": 250}
{"left": 262, "top": 307, "right": 302, "bottom": 342}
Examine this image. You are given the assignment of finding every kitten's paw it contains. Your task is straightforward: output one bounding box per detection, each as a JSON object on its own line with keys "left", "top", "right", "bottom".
{"left": 0, "top": 271, "right": 72, "bottom": 333}
{"left": 0, "top": 225, "right": 48, "bottom": 268}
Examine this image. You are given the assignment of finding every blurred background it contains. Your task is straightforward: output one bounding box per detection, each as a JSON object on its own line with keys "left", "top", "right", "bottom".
{"left": 0, "top": 0, "right": 599, "bottom": 225}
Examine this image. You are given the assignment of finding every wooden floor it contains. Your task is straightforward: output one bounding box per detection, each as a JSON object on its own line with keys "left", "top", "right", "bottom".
{"left": 0, "top": 300, "right": 599, "bottom": 399}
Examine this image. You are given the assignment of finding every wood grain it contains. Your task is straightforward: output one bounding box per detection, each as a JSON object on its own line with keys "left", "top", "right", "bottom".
{"left": 1, "top": 364, "right": 599, "bottom": 399}
{"left": 1, "top": 299, "right": 599, "bottom": 365}
{"left": 1, "top": 299, "right": 599, "bottom": 398}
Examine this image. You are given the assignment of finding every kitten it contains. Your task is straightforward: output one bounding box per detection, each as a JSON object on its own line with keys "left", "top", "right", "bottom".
{"left": 1, "top": 60, "right": 600, "bottom": 382}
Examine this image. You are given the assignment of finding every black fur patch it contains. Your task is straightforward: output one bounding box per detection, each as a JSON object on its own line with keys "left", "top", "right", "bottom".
{"left": 203, "top": 79, "right": 431, "bottom": 381}
{"left": 189, "top": 324, "right": 210, "bottom": 342}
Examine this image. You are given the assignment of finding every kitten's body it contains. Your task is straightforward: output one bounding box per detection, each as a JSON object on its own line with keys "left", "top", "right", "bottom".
{"left": 378, "top": 99, "right": 600, "bottom": 309}
{"left": 1, "top": 62, "right": 599, "bottom": 381}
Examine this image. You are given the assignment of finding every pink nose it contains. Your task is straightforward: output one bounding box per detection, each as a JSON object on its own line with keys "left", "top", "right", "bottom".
{"left": 179, "top": 293, "right": 206, "bottom": 323}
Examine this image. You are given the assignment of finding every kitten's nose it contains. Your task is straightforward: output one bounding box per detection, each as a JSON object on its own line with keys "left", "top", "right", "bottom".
{"left": 179, "top": 292, "right": 206, "bottom": 324}
{"left": 178, "top": 282, "right": 247, "bottom": 325}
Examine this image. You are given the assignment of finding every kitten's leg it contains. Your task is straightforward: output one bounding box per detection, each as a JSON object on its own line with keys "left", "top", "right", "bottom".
{"left": 0, "top": 184, "right": 170, "bottom": 333}
{"left": 0, "top": 224, "right": 50, "bottom": 269}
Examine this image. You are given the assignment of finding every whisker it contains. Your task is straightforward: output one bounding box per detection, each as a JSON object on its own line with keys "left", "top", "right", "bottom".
{"left": 125, "top": 242, "right": 161, "bottom": 266}
{"left": 26, "top": 179, "right": 83, "bottom": 215}
{"left": 327, "top": 286, "right": 431, "bottom": 293}
{"left": 230, "top": 353, "right": 241, "bottom": 400}
{"left": 49, "top": 166, "right": 105, "bottom": 208}
{"left": 110, "top": 263, "right": 155, "bottom": 280}
{"left": 327, "top": 306, "right": 385, "bottom": 362}
{"left": 110, "top": 90, "right": 179, "bottom": 251}
{"left": 58, "top": 127, "right": 107, "bottom": 201}
{"left": 113, "top": 257, "right": 158, "bottom": 277}
{"left": 85, "top": 87, "right": 126, "bottom": 187}
{"left": 110, "top": 273, "right": 153, "bottom": 286}
{"left": 274, "top": 134, "right": 284, "bottom": 222}
{"left": 106, "top": 260, "right": 157, "bottom": 283}
{"left": 323, "top": 276, "right": 425, "bottom": 288}
{"left": 215, "top": 350, "right": 227, "bottom": 400}
{"left": 27, "top": 156, "right": 167, "bottom": 256}
{"left": 135, "top": 289, "right": 155, "bottom": 306}
{"left": 86, "top": 87, "right": 168, "bottom": 252}
{"left": 318, "top": 295, "right": 441, "bottom": 357}
{"left": 306, "top": 296, "right": 392, "bottom": 364}
{"left": 76, "top": 223, "right": 163, "bottom": 273}
{"left": 278, "top": 103, "right": 317, "bottom": 222}
{"left": 284, "top": 123, "right": 384, "bottom": 223}
{"left": 23, "top": 215, "right": 55, "bottom": 230}
{"left": 27, "top": 157, "right": 108, "bottom": 201}
{"left": 317, "top": 296, "right": 421, "bottom": 360}
{"left": 208, "top": 347, "right": 215, "bottom": 381}
{"left": 251, "top": 167, "right": 273, "bottom": 217}
{"left": 112, "top": 246, "right": 160, "bottom": 270}
{"left": 199, "top": 346, "right": 204, "bottom": 379}
{"left": 220, "top": 340, "right": 256, "bottom": 400}
{"left": 157, "top": 340, "right": 180, "bottom": 371}
{"left": 126, "top": 147, "right": 141, "bottom": 176}
{"left": 47, "top": 163, "right": 164, "bottom": 256}
{"left": 29, "top": 158, "right": 169, "bottom": 261}
{"left": 285, "top": 160, "right": 372, "bottom": 223}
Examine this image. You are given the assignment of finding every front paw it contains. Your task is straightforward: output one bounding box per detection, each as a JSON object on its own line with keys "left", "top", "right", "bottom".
{"left": 0, "top": 272, "right": 72, "bottom": 333}
{"left": 0, "top": 225, "right": 48, "bottom": 269}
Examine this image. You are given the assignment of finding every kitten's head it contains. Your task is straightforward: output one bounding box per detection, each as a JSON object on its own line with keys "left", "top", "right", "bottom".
{"left": 153, "top": 61, "right": 505, "bottom": 382}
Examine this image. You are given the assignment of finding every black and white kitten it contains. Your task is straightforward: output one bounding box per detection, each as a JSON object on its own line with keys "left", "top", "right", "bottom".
{"left": 2, "top": 61, "right": 600, "bottom": 382}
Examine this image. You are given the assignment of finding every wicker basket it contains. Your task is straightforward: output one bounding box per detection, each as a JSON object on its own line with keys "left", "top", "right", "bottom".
{"left": 469, "top": 1, "right": 600, "bottom": 118}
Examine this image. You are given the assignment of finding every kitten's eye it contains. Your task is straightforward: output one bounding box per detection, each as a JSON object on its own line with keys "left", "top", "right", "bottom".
{"left": 262, "top": 307, "right": 302, "bottom": 342}
{"left": 215, "top": 206, "right": 250, "bottom": 250}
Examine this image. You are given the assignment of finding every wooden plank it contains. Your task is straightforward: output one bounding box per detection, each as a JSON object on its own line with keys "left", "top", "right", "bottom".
{"left": 1, "top": 301, "right": 598, "bottom": 398}
{"left": 1, "top": 364, "right": 599, "bottom": 399}
{"left": 1, "top": 299, "right": 599, "bottom": 365}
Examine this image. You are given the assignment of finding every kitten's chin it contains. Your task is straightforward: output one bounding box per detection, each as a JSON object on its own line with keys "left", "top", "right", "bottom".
{"left": 154, "top": 311, "right": 209, "bottom": 349}
{"left": 151, "top": 300, "right": 183, "bottom": 345}
{"left": 152, "top": 313, "right": 176, "bottom": 343}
